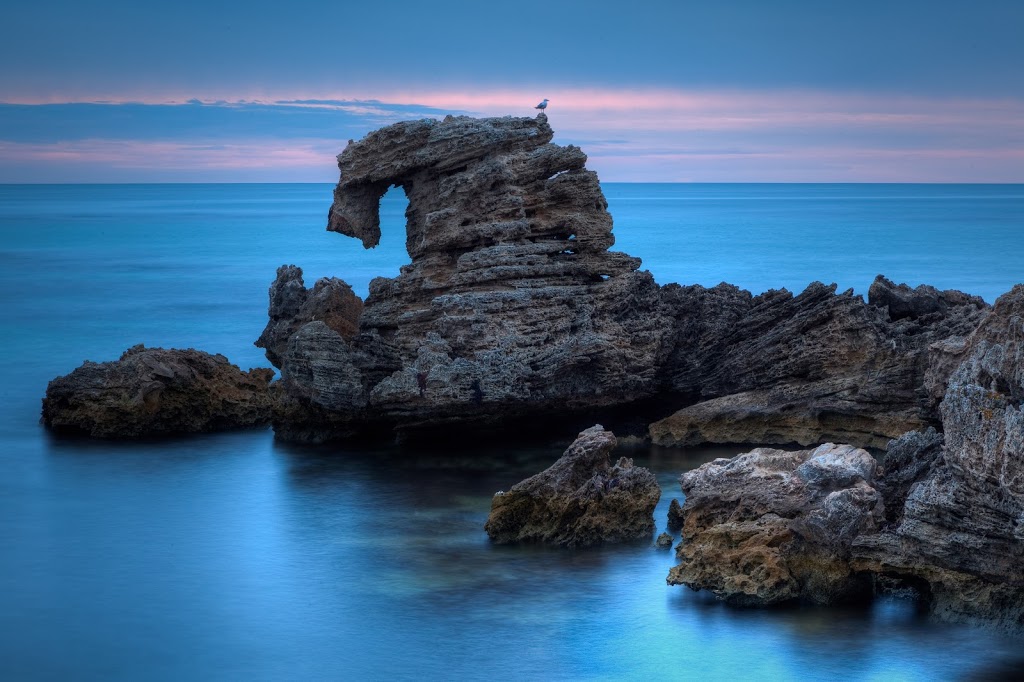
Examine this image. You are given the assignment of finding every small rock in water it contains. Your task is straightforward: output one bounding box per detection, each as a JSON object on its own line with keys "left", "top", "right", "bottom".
{"left": 484, "top": 425, "right": 661, "bottom": 547}
{"left": 667, "top": 498, "right": 684, "bottom": 531}
{"left": 656, "top": 532, "right": 673, "bottom": 549}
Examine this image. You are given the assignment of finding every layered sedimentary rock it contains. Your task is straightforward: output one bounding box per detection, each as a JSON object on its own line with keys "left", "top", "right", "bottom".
{"left": 262, "top": 114, "right": 992, "bottom": 445}
{"left": 668, "top": 286, "right": 1024, "bottom": 629}
{"left": 255, "top": 265, "right": 363, "bottom": 367}
{"left": 651, "top": 277, "right": 988, "bottom": 449}
{"left": 852, "top": 285, "right": 1024, "bottom": 630}
{"left": 42, "top": 345, "right": 274, "bottom": 438}
{"left": 484, "top": 425, "right": 661, "bottom": 547}
{"left": 264, "top": 114, "right": 668, "bottom": 441}
{"left": 667, "top": 443, "right": 882, "bottom": 605}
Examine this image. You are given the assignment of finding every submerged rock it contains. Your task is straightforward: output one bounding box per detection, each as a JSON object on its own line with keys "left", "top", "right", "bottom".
{"left": 667, "top": 443, "right": 882, "bottom": 606}
{"left": 484, "top": 425, "right": 661, "bottom": 547}
{"left": 42, "top": 345, "right": 275, "bottom": 438}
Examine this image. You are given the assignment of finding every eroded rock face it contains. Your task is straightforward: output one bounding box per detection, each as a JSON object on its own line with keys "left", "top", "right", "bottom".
{"left": 269, "top": 114, "right": 668, "bottom": 441}
{"left": 852, "top": 285, "right": 1024, "bottom": 631}
{"left": 668, "top": 286, "right": 1024, "bottom": 628}
{"left": 667, "top": 443, "right": 883, "bottom": 605}
{"left": 261, "top": 114, "right": 994, "bottom": 447}
{"left": 42, "top": 345, "right": 275, "bottom": 438}
{"left": 651, "top": 277, "right": 989, "bottom": 449}
{"left": 484, "top": 425, "right": 661, "bottom": 547}
{"left": 255, "top": 265, "right": 363, "bottom": 368}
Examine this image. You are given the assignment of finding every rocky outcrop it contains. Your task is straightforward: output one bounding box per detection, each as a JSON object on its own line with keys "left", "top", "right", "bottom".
{"left": 651, "top": 277, "right": 988, "bottom": 449}
{"left": 666, "top": 286, "right": 1024, "bottom": 629}
{"left": 255, "top": 265, "right": 363, "bottom": 367}
{"left": 852, "top": 285, "right": 1024, "bottom": 630}
{"left": 42, "top": 345, "right": 275, "bottom": 438}
{"left": 266, "top": 114, "right": 668, "bottom": 441}
{"left": 666, "top": 443, "right": 882, "bottom": 605}
{"left": 258, "top": 114, "right": 994, "bottom": 445}
{"left": 484, "top": 425, "right": 661, "bottom": 547}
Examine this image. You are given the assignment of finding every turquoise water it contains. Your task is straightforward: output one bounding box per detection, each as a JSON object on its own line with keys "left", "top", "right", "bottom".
{"left": 2, "top": 184, "right": 1023, "bottom": 680}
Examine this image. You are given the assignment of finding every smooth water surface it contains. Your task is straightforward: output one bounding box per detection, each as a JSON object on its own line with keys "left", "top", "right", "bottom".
{"left": 2, "top": 184, "right": 1023, "bottom": 680}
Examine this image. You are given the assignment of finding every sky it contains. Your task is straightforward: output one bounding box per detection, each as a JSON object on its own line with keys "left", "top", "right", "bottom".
{"left": 2, "top": 0, "right": 1022, "bottom": 182}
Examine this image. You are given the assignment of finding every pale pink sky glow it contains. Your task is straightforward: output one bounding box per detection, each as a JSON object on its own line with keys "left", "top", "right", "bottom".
{"left": 3, "top": 86, "right": 1023, "bottom": 182}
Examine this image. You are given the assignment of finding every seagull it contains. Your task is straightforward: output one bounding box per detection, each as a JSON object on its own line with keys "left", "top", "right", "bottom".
{"left": 535, "top": 98, "right": 549, "bottom": 111}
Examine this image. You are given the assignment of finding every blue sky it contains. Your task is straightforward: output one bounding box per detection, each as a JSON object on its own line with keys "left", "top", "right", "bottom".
{"left": 2, "top": 1, "right": 1022, "bottom": 182}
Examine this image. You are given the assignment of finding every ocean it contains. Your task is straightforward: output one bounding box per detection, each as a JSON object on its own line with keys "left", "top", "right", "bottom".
{"left": 2, "top": 183, "right": 1023, "bottom": 680}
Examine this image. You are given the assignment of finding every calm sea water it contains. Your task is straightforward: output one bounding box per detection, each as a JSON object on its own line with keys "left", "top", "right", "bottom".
{"left": 2, "top": 183, "right": 1023, "bottom": 680}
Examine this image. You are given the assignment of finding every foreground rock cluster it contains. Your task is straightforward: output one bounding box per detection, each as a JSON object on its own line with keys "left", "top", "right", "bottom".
{"left": 485, "top": 425, "right": 660, "bottom": 547}
{"left": 669, "top": 287, "right": 1024, "bottom": 631}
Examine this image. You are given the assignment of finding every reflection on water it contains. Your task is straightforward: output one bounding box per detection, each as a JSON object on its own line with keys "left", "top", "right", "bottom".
{"left": 3, "top": 429, "right": 1016, "bottom": 679}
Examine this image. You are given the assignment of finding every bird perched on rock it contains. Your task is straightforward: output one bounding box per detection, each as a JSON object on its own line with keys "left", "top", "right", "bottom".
{"left": 535, "top": 99, "right": 549, "bottom": 111}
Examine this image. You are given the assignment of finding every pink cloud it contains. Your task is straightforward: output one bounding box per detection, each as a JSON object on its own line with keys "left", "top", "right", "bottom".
{"left": 3, "top": 86, "right": 1023, "bottom": 182}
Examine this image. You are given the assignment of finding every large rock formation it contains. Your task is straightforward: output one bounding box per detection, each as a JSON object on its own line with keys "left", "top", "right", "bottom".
{"left": 264, "top": 114, "right": 668, "bottom": 441}
{"left": 667, "top": 286, "right": 1024, "bottom": 629}
{"left": 261, "top": 114, "right": 991, "bottom": 446}
{"left": 852, "top": 285, "right": 1024, "bottom": 630}
{"left": 667, "top": 443, "right": 883, "bottom": 605}
{"left": 42, "top": 345, "right": 275, "bottom": 438}
{"left": 484, "top": 425, "right": 661, "bottom": 547}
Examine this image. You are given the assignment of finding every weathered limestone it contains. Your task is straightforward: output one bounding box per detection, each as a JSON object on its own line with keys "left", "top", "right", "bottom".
{"left": 267, "top": 114, "right": 669, "bottom": 441}
{"left": 667, "top": 443, "right": 883, "bottom": 605}
{"left": 667, "top": 286, "right": 1024, "bottom": 629}
{"left": 260, "top": 114, "right": 994, "bottom": 446}
{"left": 852, "top": 285, "right": 1024, "bottom": 630}
{"left": 651, "top": 277, "right": 988, "bottom": 449}
{"left": 484, "top": 425, "right": 661, "bottom": 547}
{"left": 42, "top": 345, "right": 275, "bottom": 438}
{"left": 255, "top": 265, "right": 363, "bottom": 368}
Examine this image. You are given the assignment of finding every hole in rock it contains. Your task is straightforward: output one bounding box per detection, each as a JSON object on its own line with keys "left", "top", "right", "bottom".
{"left": 367, "top": 184, "right": 414, "bottom": 279}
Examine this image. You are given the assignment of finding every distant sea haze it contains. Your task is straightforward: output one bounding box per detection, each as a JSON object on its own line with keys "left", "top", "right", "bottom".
{"left": 2, "top": 182, "right": 1023, "bottom": 680}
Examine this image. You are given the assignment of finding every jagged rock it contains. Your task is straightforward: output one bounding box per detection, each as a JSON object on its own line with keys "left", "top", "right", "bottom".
{"left": 656, "top": 532, "right": 673, "bottom": 548}
{"left": 651, "top": 277, "right": 989, "bottom": 449}
{"left": 667, "top": 498, "right": 684, "bottom": 531}
{"left": 868, "top": 275, "right": 987, "bottom": 323}
{"left": 42, "top": 345, "right": 274, "bottom": 438}
{"left": 667, "top": 443, "right": 883, "bottom": 606}
{"left": 269, "top": 114, "right": 669, "bottom": 440}
{"left": 852, "top": 284, "right": 1024, "bottom": 631}
{"left": 876, "top": 427, "right": 944, "bottom": 526}
{"left": 484, "top": 425, "right": 661, "bottom": 547}
{"left": 255, "top": 114, "right": 995, "bottom": 446}
{"left": 255, "top": 265, "right": 363, "bottom": 368}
